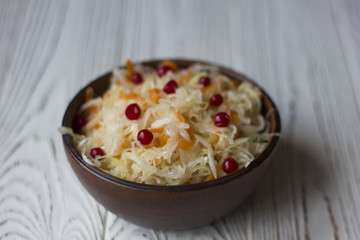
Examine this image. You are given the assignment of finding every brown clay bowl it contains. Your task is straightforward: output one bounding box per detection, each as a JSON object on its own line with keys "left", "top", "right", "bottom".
{"left": 62, "top": 59, "right": 281, "bottom": 230}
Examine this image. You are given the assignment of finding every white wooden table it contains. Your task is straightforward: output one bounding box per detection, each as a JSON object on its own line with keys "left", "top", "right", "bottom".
{"left": 1, "top": 0, "right": 359, "bottom": 239}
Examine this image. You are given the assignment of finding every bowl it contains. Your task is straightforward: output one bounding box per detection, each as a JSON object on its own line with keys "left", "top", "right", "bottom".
{"left": 62, "top": 59, "right": 281, "bottom": 230}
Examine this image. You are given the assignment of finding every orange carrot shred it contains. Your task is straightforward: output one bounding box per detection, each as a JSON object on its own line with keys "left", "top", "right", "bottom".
{"left": 215, "top": 164, "right": 221, "bottom": 173}
{"left": 206, "top": 174, "right": 214, "bottom": 181}
{"left": 119, "top": 93, "right": 144, "bottom": 101}
{"left": 230, "top": 110, "right": 238, "bottom": 122}
{"left": 87, "top": 106, "right": 99, "bottom": 115}
{"left": 205, "top": 164, "right": 220, "bottom": 181}
{"left": 179, "top": 137, "right": 195, "bottom": 150}
{"left": 174, "top": 108, "right": 185, "bottom": 122}
{"left": 150, "top": 158, "right": 161, "bottom": 166}
{"left": 163, "top": 60, "right": 178, "bottom": 72}
{"left": 119, "top": 140, "right": 131, "bottom": 149}
{"left": 150, "top": 128, "right": 164, "bottom": 134}
{"left": 179, "top": 129, "right": 195, "bottom": 150}
{"left": 87, "top": 119, "right": 102, "bottom": 132}
{"left": 85, "top": 87, "right": 99, "bottom": 115}
{"left": 120, "top": 93, "right": 138, "bottom": 99}
{"left": 126, "top": 60, "right": 134, "bottom": 76}
{"left": 149, "top": 88, "right": 161, "bottom": 104}
{"left": 232, "top": 79, "right": 239, "bottom": 86}
{"left": 85, "top": 87, "right": 94, "bottom": 102}
{"left": 184, "top": 68, "right": 191, "bottom": 83}
{"left": 159, "top": 134, "right": 169, "bottom": 146}
{"left": 201, "top": 78, "right": 223, "bottom": 93}
{"left": 125, "top": 60, "right": 135, "bottom": 82}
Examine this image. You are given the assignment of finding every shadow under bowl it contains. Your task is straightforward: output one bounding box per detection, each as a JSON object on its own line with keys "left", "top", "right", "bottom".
{"left": 62, "top": 59, "right": 281, "bottom": 230}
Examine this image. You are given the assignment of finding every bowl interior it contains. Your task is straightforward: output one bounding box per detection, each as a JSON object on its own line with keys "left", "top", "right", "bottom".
{"left": 62, "top": 59, "right": 281, "bottom": 191}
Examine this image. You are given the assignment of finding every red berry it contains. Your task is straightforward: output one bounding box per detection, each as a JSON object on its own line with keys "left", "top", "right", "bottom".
{"left": 214, "top": 112, "right": 230, "bottom": 127}
{"left": 163, "top": 80, "right": 178, "bottom": 94}
{"left": 90, "top": 147, "right": 105, "bottom": 160}
{"left": 157, "top": 65, "right": 172, "bottom": 77}
{"left": 73, "top": 115, "right": 87, "bottom": 133}
{"left": 222, "top": 158, "right": 238, "bottom": 174}
{"left": 137, "top": 129, "right": 153, "bottom": 145}
{"left": 125, "top": 103, "right": 141, "bottom": 120}
{"left": 132, "top": 72, "right": 143, "bottom": 84}
{"left": 210, "top": 94, "right": 223, "bottom": 106}
{"left": 199, "top": 76, "right": 211, "bottom": 86}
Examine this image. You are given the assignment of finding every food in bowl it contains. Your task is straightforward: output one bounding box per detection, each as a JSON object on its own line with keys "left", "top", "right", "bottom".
{"left": 60, "top": 60, "right": 273, "bottom": 185}
{"left": 61, "top": 59, "right": 281, "bottom": 229}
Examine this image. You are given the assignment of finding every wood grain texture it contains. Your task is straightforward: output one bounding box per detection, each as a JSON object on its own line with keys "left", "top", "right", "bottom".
{"left": 0, "top": 0, "right": 359, "bottom": 239}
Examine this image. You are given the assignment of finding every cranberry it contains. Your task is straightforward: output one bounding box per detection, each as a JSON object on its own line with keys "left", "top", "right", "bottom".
{"left": 163, "top": 80, "right": 178, "bottom": 94}
{"left": 157, "top": 65, "right": 172, "bottom": 77}
{"left": 137, "top": 129, "right": 153, "bottom": 145}
{"left": 90, "top": 147, "right": 105, "bottom": 160}
{"left": 125, "top": 103, "right": 141, "bottom": 120}
{"left": 132, "top": 72, "right": 143, "bottom": 84}
{"left": 214, "top": 112, "right": 230, "bottom": 127}
{"left": 210, "top": 94, "right": 223, "bottom": 106}
{"left": 222, "top": 158, "right": 239, "bottom": 174}
{"left": 199, "top": 76, "right": 211, "bottom": 86}
{"left": 73, "top": 115, "right": 87, "bottom": 133}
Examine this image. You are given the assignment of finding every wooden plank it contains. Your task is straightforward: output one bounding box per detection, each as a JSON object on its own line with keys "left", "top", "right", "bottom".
{"left": 0, "top": 1, "right": 106, "bottom": 239}
{"left": 0, "top": 0, "right": 360, "bottom": 239}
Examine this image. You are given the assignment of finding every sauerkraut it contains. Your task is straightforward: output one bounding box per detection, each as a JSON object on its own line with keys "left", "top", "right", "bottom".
{"left": 60, "top": 60, "right": 273, "bottom": 185}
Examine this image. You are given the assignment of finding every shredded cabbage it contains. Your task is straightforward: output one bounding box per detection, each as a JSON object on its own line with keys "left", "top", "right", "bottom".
{"left": 60, "top": 61, "right": 273, "bottom": 185}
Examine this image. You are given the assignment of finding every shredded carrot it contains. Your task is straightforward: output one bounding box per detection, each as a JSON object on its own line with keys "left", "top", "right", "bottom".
{"left": 174, "top": 108, "right": 185, "bottom": 122}
{"left": 104, "top": 92, "right": 111, "bottom": 99}
{"left": 85, "top": 87, "right": 99, "bottom": 115}
{"left": 126, "top": 60, "right": 134, "bottom": 76}
{"left": 87, "top": 120, "right": 103, "bottom": 133}
{"left": 232, "top": 79, "right": 239, "bottom": 86}
{"left": 85, "top": 87, "right": 94, "bottom": 101}
{"left": 230, "top": 110, "right": 238, "bottom": 122}
{"left": 179, "top": 134, "right": 195, "bottom": 150}
{"left": 179, "top": 140, "right": 193, "bottom": 150}
{"left": 205, "top": 164, "right": 221, "bottom": 181}
{"left": 143, "top": 144, "right": 152, "bottom": 149}
{"left": 150, "top": 158, "right": 161, "bottom": 166}
{"left": 210, "top": 131, "right": 220, "bottom": 144}
{"left": 159, "top": 134, "right": 169, "bottom": 146}
{"left": 216, "top": 163, "right": 221, "bottom": 172}
{"left": 163, "top": 60, "right": 178, "bottom": 72}
{"left": 87, "top": 106, "right": 100, "bottom": 115}
{"left": 125, "top": 60, "right": 135, "bottom": 82}
{"left": 210, "top": 136, "right": 218, "bottom": 145}
{"left": 179, "top": 129, "right": 195, "bottom": 150}
{"left": 206, "top": 174, "right": 214, "bottom": 181}
{"left": 119, "top": 93, "right": 138, "bottom": 99}
{"left": 184, "top": 68, "right": 191, "bottom": 83}
{"left": 201, "top": 78, "right": 223, "bottom": 93}
{"left": 119, "top": 93, "right": 144, "bottom": 101}
{"left": 119, "top": 140, "right": 131, "bottom": 149}
{"left": 150, "top": 128, "right": 164, "bottom": 134}
{"left": 149, "top": 88, "right": 161, "bottom": 104}
{"left": 211, "top": 130, "right": 220, "bottom": 137}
